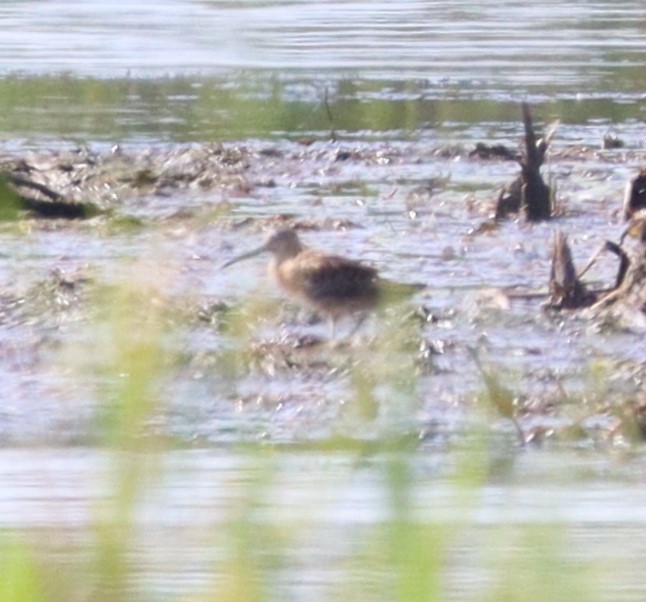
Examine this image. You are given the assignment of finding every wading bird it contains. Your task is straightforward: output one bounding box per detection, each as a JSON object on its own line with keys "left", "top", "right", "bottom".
{"left": 222, "top": 228, "right": 423, "bottom": 337}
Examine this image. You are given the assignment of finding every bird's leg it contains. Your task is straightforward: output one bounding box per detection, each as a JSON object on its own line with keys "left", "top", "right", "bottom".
{"left": 326, "top": 313, "right": 367, "bottom": 341}
{"left": 328, "top": 315, "right": 337, "bottom": 341}
{"left": 346, "top": 312, "right": 368, "bottom": 338}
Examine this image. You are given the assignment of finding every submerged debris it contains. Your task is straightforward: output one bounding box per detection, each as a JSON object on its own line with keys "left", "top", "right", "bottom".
{"left": 2, "top": 173, "right": 104, "bottom": 219}
{"left": 550, "top": 215, "right": 646, "bottom": 327}
{"left": 469, "top": 142, "right": 520, "bottom": 161}
{"left": 590, "top": 216, "right": 646, "bottom": 324}
{"left": 602, "top": 133, "right": 625, "bottom": 150}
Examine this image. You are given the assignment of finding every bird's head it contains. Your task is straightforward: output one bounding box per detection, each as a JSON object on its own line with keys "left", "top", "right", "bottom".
{"left": 222, "top": 227, "right": 304, "bottom": 268}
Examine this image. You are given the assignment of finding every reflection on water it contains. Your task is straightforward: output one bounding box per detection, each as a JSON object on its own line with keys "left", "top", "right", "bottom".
{"left": 0, "top": 75, "right": 644, "bottom": 144}
{"left": 1, "top": 0, "right": 644, "bottom": 95}
{"left": 2, "top": 447, "right": 646, "bottom": 601}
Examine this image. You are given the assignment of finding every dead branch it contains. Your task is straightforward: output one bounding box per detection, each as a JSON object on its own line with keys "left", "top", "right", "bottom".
{"left": 548, "top": 231, "right": 596, "bottom": 309}
{"left": 495, "top": 103, "right": 555, "bottom": 221}
{"left": 622, "top": 168, "right": 646, "bottom": 221}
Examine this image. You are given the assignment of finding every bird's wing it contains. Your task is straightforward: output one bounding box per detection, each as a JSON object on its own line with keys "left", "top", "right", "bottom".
{"left": 286, "top": 251, "right": 378, "bottom": 303}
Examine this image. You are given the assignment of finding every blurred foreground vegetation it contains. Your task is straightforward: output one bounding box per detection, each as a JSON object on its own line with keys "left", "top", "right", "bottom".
{"left": 0, "top": 273, "right": 612, "bottom": 602}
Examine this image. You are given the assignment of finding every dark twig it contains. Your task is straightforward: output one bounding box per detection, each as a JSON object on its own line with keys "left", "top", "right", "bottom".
{"left": 8, "top": 173, "right": 67, "bottom": 203}
{"left": 323, "top": 87, "right": 337, "bottom": 142}
{"left": 3, "top": 172, "right": 103, "bottom": 219}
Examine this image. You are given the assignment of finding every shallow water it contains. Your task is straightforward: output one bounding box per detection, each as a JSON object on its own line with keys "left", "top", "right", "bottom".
{"left": 0, "top": 0, "right": 644, "bottom": 142}
{"left": 1, "top": 0, "right": 644, "bottom": 91}
{"left": 0, "top": 1, "right": 645, "bottom": 600}
{"left": 3, "top": 446, "right": 646, "bottom": 601}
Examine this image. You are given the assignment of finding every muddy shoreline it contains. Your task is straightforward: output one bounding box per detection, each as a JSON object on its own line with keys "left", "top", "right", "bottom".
{"left": 0, "top": 137, "right": 644, "bottom": 448}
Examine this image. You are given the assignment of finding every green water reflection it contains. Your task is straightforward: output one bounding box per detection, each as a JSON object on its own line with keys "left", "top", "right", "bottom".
{"left": 0, "top": 75, "right": 643, "bottom": 144}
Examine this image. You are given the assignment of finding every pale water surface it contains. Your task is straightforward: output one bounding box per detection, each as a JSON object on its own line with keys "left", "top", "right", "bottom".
{"left": 1, "top": 0, "right": 644, "bottom": 93}
{"left": 3, "top": 446, "right": 646, "bottom": 601}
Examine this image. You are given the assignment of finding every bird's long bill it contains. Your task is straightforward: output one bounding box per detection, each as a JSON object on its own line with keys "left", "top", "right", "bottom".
{"left": 221, "top": 245, "right": 266, "bottom": 269}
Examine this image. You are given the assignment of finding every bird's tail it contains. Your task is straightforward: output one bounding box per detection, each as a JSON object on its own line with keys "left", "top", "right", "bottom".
{"left": 378, "top": 278, "right": 426, "bottom": 305}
